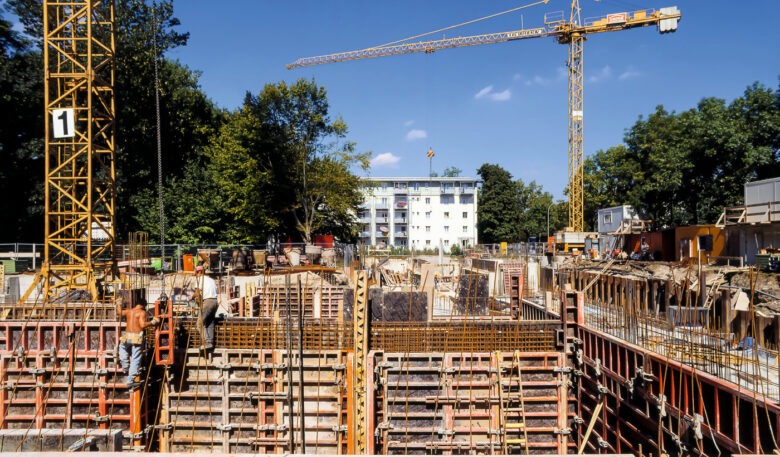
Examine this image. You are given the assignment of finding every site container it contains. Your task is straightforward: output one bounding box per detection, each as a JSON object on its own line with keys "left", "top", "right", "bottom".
{"left": 182, "top": 254, "right": 194, "bottom": 271}
{"left": 674, "top": 225, "right": 725, "bottom": 261}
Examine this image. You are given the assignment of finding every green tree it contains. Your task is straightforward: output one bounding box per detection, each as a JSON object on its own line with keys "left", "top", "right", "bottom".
{"left": 584, "top": 81, "right": 780, "bottom": 230}
{"left": 249, "top": 79, "right": 370, "bottom": 244}
{"left": 516, "top": 179, "right": 558, "bottom": 239}
{"left": 476, "top": 164, "right": 521, "bottom": 243}
{"left": 204, "top": 104, "right": 279, "bottom": 242}
{"left": 207, "top": 79, "right": 369, "bottom": 244}
{"left": 583, "top": 144, "right": 641, "bottom": 227}
{"left": 6, "top": 0, "right": 221, "bottom": 242}
{"left": 133, "top": 160, "right": 225, "bottom": 243}
{"left": 441, "top": 166, "right": 462, "bottom": 177}
{"left": 114, "top": 1, "right": 221, "bottom": 238}
{"left": 0, "top": 8, "right": 43, "bottom": 241}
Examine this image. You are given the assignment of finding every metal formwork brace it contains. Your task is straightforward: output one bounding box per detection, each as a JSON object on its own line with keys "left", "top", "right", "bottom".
{"left": 352, "top": 271, "right": 369, "bottom": 454}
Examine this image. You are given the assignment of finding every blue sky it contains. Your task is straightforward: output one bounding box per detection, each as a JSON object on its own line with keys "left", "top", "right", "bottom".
{"left": 169, "top": 0, "right": 779, "bottom": 199}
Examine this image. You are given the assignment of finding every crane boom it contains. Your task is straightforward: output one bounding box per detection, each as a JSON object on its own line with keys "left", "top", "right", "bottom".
{"left": 287, "top": 27, "right": 549, "bottom": 69}
{"left": 288, "top": 3, "right": 680, "bottom": 232}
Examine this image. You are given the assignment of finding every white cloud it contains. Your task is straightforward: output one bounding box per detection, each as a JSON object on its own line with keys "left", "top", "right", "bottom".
{"left": 406, "top": 129, "right": 427, "bottom": 141}
{"left": 475, "top": 85, "right": 494, "bottom": 99}
{"left": 618, "top": 68, "right": 641, "bottom": 81}
{"left": 404, "top": 120, "right": 415, "bottom": 127}
{"left": 588, "top": 65, "right": 612, "bottom": 83}
{"left": 514, "top": 67, "right": 566, "bottom": 86}
{"left": 490, "top": 89, "right": 511, "bottom": 101}
{"left": 371, "top": 152, "right": 401, "bottom": 168}
{"left": 474, "top": 85, "right": 512, "bottom": 102}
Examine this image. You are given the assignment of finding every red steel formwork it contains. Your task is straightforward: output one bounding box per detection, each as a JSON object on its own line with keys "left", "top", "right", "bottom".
{"left": 0, "top": 321, "right": 141, "bottom": 449}
{"left": 162, "top": 348, "right": 352, "bottom": 454}
{"left": 372, "top": 351, "right": 575, "bottom": 455}
{"left": 578, "top": 325, "right": 780, "bottom": 455}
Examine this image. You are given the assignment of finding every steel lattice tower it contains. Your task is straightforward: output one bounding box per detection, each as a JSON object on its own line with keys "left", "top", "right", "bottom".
{"left": 31, "top": 0, "right": 117, "bottom": 301}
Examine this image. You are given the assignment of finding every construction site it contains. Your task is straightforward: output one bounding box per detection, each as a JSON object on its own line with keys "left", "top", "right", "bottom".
{"left": 2, "top": 0, "right": 779, "bottom": 456}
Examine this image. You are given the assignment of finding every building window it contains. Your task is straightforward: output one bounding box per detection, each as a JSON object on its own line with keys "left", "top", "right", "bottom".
{"left": 426, "top": 240, "right": 431, "bottom": 245}
{"left": 444, "top": 211, "right": 449, "bottom": 218}
{"left": 425, "top": 226, "right": 431, "bottom": 232}
{"left": 425, "top": 211, "right": 431, "bottom": 219}
{"left": 425, "top": 197, "right": 431, "bottom": 204}
{"left": 462, "top": 212, "right": 468, "bottom": 218}
{"left": 444, "top": 240, "right": 450, "bottom": 246}
{"left": 444, "top": 226, "right": 449, "bottom": 233}
{"left": 463, "top": 226, "right": 468, "bottom": 233}
{"left": 603, "top": 213, "right": 612, "bottom": 224}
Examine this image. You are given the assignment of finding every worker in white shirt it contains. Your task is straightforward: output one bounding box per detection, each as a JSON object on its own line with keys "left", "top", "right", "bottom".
{"left": 194, "top": 265, "right": 218, "bottom": 356}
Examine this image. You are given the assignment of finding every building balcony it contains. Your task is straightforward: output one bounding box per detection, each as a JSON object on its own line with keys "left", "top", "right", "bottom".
{"left": 393, "top": 217, "right": 408, "bottom": 224}
{"left": 440, "top": 187, "right": 455, "bottom": 194}
{"left": 359, "top": 232, "right": 371, "bottom": 238}
{"left": 393, "top": 187, "right": 408, "bottom": 194}
{"left": 394, "top": 201, "right": 408, "bottom": 209}
{"left": 460, "top": 187, "right": 474, "bottom": 194}
{"left": 376, "top": 231, "right": 388, "bottom": 238}
{"left": 394, "top": 232, "right": 408, "bottom": 238}
{"left": 374, "top": 203, "right": 389, "bottom": 210}
{"left": 359, "top": 216, "right": 372, "bottom": 223}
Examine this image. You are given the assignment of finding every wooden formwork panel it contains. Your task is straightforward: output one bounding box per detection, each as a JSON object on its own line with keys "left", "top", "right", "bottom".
{"left": 373, "top": 351, "right": 573, "bottom": 455}
{"left": 0, "top": 321, "right": 135, "bottom": 448}
{"left": 164, "top": 348, "right": 350, "bottom": 454}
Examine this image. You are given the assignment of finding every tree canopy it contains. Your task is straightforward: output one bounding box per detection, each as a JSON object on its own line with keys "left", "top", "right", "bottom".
{"left": 584, "top": 81, "right": 780, "bottom": 229}
{"left": 2, "top": 1, "right": 779, "bottom": 247}
{"left": 476, "top": 164, "right": 564, "bottom": 243}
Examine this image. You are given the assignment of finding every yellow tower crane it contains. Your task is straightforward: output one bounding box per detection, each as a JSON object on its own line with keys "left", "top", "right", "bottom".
{"left": 21, "top": 0, "right": 117, "bottom": 304}
{"left": 287, "top": 1, "right": 681, "bottom": 232}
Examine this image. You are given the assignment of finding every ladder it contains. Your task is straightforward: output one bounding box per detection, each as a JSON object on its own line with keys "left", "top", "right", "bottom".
{"left": 703, "top": 270, "right": 726, "bottom": 309}
{"left": 497, "top": 350, "right": 529, "bottom": 454}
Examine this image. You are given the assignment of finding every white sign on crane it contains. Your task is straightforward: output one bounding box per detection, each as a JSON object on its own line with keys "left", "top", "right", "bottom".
{"left": 51, "top": 108, "right": 75, "bottom": 138}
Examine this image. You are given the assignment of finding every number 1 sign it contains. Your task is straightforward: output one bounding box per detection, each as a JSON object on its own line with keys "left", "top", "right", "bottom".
{"left": 52, "top": 108, "right": 75, "bottom": 138}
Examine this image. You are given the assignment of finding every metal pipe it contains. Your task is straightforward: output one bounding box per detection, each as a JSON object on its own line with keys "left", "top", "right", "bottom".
{"left": 297, "top": 275, "right": 306, "bottom": 453}
{"left": 285, "top": 273, "right": 295, "bottom": 453}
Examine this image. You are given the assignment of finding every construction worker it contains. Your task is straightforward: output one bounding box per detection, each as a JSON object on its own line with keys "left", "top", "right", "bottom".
{"left": 194, "top": 265, "right": 218, "bottom": 357}
{"left": 116, "top": 297, "right": 159, "bottom": 390}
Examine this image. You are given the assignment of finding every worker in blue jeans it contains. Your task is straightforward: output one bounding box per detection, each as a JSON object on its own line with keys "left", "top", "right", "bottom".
{"left": 116, "top": 298, "right": 159, "bottom": 390}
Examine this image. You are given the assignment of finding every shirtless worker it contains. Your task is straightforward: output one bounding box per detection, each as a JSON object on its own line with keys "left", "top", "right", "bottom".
{"left": 116, "top": 297, "right": 159, "bottom": 390}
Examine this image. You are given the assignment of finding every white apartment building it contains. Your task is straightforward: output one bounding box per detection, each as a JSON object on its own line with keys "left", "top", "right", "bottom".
{"left": 357, "top": 177, "right": 480, "bottom": 250}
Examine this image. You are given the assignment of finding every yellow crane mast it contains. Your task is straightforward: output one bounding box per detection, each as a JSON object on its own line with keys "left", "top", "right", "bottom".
{"left": 21, "top": 0, "right": 117, "bottom": 303}
{"left": 288, "top": 1, "right": 681, "bottom": 231}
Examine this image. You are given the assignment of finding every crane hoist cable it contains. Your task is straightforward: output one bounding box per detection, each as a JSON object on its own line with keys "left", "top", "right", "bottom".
{"left": 375, "top": 0, "right": 551, "bottom": 49}
{"left": 151, "top": 0, "right": 167, "bottom": 297}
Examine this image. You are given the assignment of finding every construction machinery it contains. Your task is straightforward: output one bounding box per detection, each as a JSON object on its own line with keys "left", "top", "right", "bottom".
{"left": 288, "top": 1, "right": 681, "bottom": 232}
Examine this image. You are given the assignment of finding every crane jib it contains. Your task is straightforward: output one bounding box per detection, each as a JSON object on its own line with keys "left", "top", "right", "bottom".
{"left": 505, "top": 28, "right": 547, "bottom": 40}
